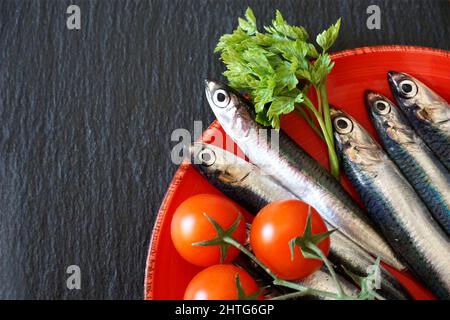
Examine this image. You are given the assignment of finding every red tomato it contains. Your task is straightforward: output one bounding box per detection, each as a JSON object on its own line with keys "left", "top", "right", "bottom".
{"left": 171, "top": 194, "right": 246, "bottom": 267}
{"left": 184, "top": 264, "right": 260, "bottom": 300}
{"left": 250, "top": 199, "right": 330, "bottom": 280}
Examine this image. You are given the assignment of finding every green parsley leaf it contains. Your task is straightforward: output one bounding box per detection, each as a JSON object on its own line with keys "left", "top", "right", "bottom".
{"left": 307, "top": 43, "right": 320, "bottom": 58}
{"left": 316, "top": 18, "right": 341, "bottom": 52}
{"left": 254, "top": 79, "right": 275, "bottom": 113}
{"left": 255, "top": 109, "right": 272, "bottom": 127}
{"left": 215, "top": 8, "right": 342, "bottom": 177}
{"left": 264, "top": 10, "right": 308, "bottom": 41}
{"left": 311, "top": 54, "right": 335, "bottom": 85}
{"left": 239, "top": 8, "right": 258, "bottom": 35}
{"left": 268, "top": 96, "right": 295, "bottom": 119}
{"left": 215, "top": 8, "right": 340, "bottom": 128}
{"left": 274, "top": 61, "right": 298, "bottom": 90}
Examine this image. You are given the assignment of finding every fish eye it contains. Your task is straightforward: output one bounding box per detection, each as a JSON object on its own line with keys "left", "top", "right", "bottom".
{"left": 399, "top": 80, "right": 417, "bottom": 98}
{"left": 333, "top": 116, "right": 353, "bottom": 134}
{"left": 374, "top": 100, "right": 391, "bottom": 115}
{"left": 213, "top": 89, "right": 230, "bottom": 108}
{"left": 198, "top": 148, "right": 216, "bottom": 167}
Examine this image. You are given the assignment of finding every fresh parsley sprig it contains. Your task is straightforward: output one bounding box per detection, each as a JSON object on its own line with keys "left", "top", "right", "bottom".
{"left": 215, "top": 8, "right": 342, "bottom": 178}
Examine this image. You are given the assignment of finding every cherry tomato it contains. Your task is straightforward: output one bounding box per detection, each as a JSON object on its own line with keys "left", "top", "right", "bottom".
{"left": 184, "top": 264, "right": 260, "bottom": 300}
{"left": 171, "top": 194, "right": 246, "bottom": 267}
{"left": 250, "top": 199, "right": 330, "bottom": 280}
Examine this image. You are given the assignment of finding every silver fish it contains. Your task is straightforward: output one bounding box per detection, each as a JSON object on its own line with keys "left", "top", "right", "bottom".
{"left": 366, "top": 91, "right": 450, "bottom": 235}
{"left": 269, "top": 270, "right": 360, "bottom": 300}
{"left": 204, "top": 79, "right": 405, "bottom": 271}
{"left": 189, "top": 142, "right": 411, "bottom": 300}
{"left": 299, "top": 268, "right": 359, "bottom": 300}
{"left": 332, "top": 108, "right": 450, "bottom": 299}
{"left": 388, "top": 71, "right": 450, "bottom": 170}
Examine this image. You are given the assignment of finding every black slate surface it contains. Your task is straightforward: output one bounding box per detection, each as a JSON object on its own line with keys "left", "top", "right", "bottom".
{"left": 0, "top": 0, "right": 449, "bottom": 300}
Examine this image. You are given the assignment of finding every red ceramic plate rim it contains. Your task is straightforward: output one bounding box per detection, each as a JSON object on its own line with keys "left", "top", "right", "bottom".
{"left": 144, "top": 45, "right": 449, "bottom": 300}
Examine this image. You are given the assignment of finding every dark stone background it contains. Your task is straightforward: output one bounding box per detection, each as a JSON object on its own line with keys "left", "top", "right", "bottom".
{"left": 0, "top": 0, "right": 448, "bottom": 299}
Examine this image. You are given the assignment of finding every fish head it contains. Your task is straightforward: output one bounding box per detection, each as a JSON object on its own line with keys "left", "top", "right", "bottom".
{"left": 388, "top": 71, "right": 450, "bottom": 125}
{"left": 205, "top": 79, "right": 256, "bottom": 139}
{"left": 365, "top": 90, "right": 415, "bottom": 144}
{"left": 332, "top": 107, "right": 384, "bottom": 168}
{"left": 387, "top": 71, "right": 420, "bottom": 112}
{"left": 188, "top": 142, "right": 253, "bottom": 184}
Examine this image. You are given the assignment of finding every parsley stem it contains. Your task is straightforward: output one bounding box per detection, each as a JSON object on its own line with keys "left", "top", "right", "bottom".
{"left": 320, "top": 85, "right": 333, "bottom": 137}
{"left": 319, "top": 84, "right": 340, "bottom": 178}
{"left": 216, "top": 8, "right": 342, "bottom": 177}
{"left": 295, "top": 106, "right": 325, "bottom": 141}
{"left": 301, "top": 93, "right": 339, "bottom": 178}
{"left": 302, "top": 96, "right": 324, "bottom": 126}
{"left": 302, "top": 96, "right": 339, "bottom": 178}
{"left": 305, "top": 105, "right": 318, "bottom": 125}
{"left": 316, "top": 86, "right": 323, "bottom": 116}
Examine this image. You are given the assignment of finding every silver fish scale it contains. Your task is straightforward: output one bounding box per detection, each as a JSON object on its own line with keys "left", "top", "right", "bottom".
{"left": 229, "top": 103, "right": 404, "bottom": 271}
{"left": 388, "top": 71, "right": 450, "bottom": 170}
{"left": 342, "top": 146, "right": 450, "bottom": 299}
{"left": 383, "top": 137, "right": 450, "bottom": 234}
{"left": 367, "top": 92, "right": 450, "bottom": 235}
{"left": 190, "top": 142, "right": 410, "bottom": 299}
{"left": 406, "top": 114, "right": 450, "bottom": 170}
{"left": 298, "top": 269, "right": 359, "bottom": 300}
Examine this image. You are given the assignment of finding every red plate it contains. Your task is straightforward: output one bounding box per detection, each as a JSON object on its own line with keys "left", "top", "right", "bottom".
{"left": 145, "top": 46, "right": 450, "bottom": 300}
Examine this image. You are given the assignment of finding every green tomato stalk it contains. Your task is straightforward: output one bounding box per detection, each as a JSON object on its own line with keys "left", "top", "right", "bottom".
{"left": 224, "top": 236, "right": 350, "bottom": 300}
{"left": 215, "top": 8, "right": 342, "bottom": 178}
{"left": 194, "top": 212, "right": 384, "bottom": 300}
